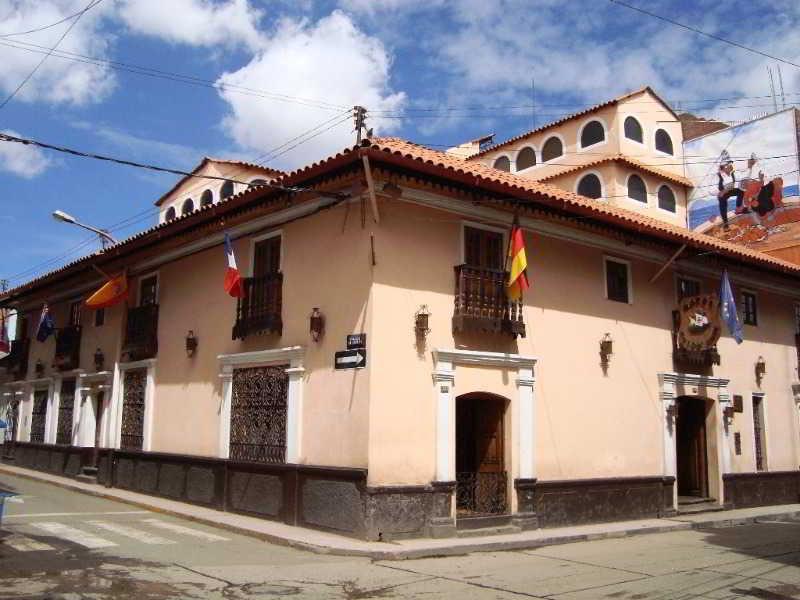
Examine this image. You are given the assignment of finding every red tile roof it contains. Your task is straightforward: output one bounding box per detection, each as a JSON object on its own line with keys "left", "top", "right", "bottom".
{"left": 536, "top": 155, "right": 693, "bottom": 188}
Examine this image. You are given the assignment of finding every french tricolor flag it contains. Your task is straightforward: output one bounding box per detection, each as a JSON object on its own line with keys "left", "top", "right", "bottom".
{"left": 224, "top": 233, "right": 244, "bottom": 298}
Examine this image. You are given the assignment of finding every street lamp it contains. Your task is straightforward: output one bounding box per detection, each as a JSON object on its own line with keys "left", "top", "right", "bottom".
{"left": 52, "top": 210, "right": 118, "bottom": 249}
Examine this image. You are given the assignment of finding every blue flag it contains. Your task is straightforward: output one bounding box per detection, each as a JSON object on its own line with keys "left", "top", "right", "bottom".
{"left": 36, "top": 303, "right": 54, "bottom": 342}
{"left": 720, "top": 270, "right": 743, "bottom": 344}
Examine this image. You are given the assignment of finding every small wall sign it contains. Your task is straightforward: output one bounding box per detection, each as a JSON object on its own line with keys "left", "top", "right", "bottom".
{"left": 335, "top": 348, "right": 367, "bottom": 370}
{"left": 346, "top": 333, "right": 367, "bottom": 349}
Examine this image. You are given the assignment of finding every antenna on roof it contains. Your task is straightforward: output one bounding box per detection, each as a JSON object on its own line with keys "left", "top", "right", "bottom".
{"left": 0, "top": 279, "right": 7, "bottom": 293}
{"left": 767, "top": 66, "right": 778, "bottom": 113}
{"left": 777, "top": 64, "right": 786, "bottom": 110}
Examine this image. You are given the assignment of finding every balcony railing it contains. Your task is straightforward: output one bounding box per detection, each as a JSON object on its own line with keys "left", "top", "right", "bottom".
{"left": 452, "top": 265, "right": 525, "bottom": 338}
{"left": 232, "top": 274, "right": 283, "bottom": 340}
{"left": 122, "top": 304, "right": 159, "bottom": 362}
{"left": 54, "top": 325, "right": 82, "bottom": 372}
{"left": 0, "top": 338, "right": 29, "bottom": 380}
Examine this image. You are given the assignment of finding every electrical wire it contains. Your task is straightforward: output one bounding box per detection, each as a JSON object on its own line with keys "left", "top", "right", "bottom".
{"left": 258, "top": 115, "right": 353, "bottom": 166}
{"left": 0, "top": 0, "right": 105, "bottom": 38}
{"left": 252, "top": 110, "right": 353, "bottom": 165}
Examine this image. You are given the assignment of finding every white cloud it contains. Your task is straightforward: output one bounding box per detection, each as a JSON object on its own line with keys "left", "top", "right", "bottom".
{"left": 0, "top": 0, "right": 116, "bottom": 105}
{"left": 0, "top": 129, "right": 52, "bottom": 178}
{"left": 216, "top": 11, "right": 406, "bottom": 168}
{"left": 117, "top": 0, "right": 265, "bottom": 50}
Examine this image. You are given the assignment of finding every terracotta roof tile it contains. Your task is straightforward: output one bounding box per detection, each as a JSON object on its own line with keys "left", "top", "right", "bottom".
{"left": 536, "top": 155, "right": 693, "bottom": 188}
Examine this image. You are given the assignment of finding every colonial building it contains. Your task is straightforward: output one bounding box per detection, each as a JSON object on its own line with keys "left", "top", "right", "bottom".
{"left": 2, "top": 121, "right": 800, "bottom": 540}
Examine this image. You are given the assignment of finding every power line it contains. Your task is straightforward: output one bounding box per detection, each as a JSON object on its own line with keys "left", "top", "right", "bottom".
{"left": 252, "top": 110, "right": 352, "bottom": 165}
{"left": 0, "top": 0, "right": 105, "bottom": 38}
{"left": 608, "top": 0, "right": 800, "bottom": 70}
{"left": 0, "top": 0, "right": 101, "bottom": 111}
{"left": 259, "top": 115, "right": 353, "bottom": 166}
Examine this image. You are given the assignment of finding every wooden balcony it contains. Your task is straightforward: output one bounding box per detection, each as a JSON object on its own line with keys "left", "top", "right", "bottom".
{"left": 0, "top": 338, "right": 29, "bottom": 380}
{"left": 232, "top": 274, "right": 283, "bottom": 340}
{"left": 452, "top": 265, "right": 525, "bottom": 338}
{"left": 54, "top": 325, "right": 81, "bottom": 372}
{"left": 122, "top": 304, "right": 159, "bottom": 362}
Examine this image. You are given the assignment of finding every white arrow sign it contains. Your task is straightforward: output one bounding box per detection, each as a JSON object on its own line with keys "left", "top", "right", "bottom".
{"left": 336, "top": 352, "right": 364, "bottom": 366}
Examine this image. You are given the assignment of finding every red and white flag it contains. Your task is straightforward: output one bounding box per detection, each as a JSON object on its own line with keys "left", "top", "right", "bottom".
{"left": 224, "top": 233, "right": 244, "bottom": 298}
{"left": 0, "top": 308, "right": 9, "bottom": 357}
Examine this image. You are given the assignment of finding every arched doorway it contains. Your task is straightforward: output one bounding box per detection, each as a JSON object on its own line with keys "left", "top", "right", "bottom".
{"left": 675, "top": 396, "right": 710, "bottom": 500}
{"left": 455, "top": 393, "right": 508, "bottom": 516}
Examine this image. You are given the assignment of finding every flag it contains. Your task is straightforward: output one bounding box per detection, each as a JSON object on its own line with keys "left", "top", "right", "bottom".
{"left": 85, "top": 273, "right": 128, "bottom": 309}
{"left": 506, "top": 217, "right": 530, "bottom": 301}
{"left": 36, "top": 303, "right": 55, "bottom": 342}
{"left": 720, "top": 269, "right": 743, "bottom": 344}
{"left": 0, "top": 309, "right": 9, "bottom": 356}
{"left": 224, "top": 233, "right": 244, "bottom": 298}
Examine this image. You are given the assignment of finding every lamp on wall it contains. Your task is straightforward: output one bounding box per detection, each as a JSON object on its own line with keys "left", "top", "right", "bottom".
{"left": 309, "top": 308, "right": 325, "bottom": 342}
{"left": 414, "top": 305, "right": 431, "bottom": 338}
{"left": 35, "top": 359, "right": 44, "bottom": 377}
{"left": 755, "top": 355, "right": 766, "bottom": 384}
{"left": 93, "top": 348, "right": 105, "bottom": 371}
{"left": 599, "top": 333, "right": 613, "bottom": 374}
{"left": 185, "top": 330, "right": 198, "bottom": 357}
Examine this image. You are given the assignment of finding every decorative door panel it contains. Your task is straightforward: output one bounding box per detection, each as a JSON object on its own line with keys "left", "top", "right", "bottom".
{"left": 121, "top": 369, "right": 147, "bottom": 450}
{"left": 229, "top": 365, "right": 288, "bottom": 463}
{"left": 56, "top": 379, "right": 76, "bottom": 445}
{"left": 30, "top": 389, "right": 48, "bottom": 443}
{"left": 6, "top": 401, "right": 19, "bottom": 442}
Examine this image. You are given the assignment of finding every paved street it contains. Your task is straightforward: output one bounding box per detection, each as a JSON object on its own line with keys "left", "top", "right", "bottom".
{"left": 2, "top": 473, "right": 800, "bottom": 599}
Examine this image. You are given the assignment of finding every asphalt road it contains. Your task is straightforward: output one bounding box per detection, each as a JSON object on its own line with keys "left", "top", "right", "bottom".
{"left": 2, "top": 473, "right": 800, "bottom": 599}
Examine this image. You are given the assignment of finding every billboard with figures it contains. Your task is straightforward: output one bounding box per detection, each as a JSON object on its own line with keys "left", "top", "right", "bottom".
{"left": 685, "top": 108, "right": 800, "bottom": 249}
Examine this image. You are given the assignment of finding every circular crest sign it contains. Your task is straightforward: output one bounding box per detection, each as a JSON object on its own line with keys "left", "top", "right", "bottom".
{"left": 677, "top": 294, "right": 722, "bottom": 352}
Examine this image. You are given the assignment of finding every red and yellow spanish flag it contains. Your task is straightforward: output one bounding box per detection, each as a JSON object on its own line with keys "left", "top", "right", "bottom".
{"left": 506, "top": 217, "right": 529, "bottom": 301}
{"left": 85, "top": 273, "right": 128, "bottom": 309}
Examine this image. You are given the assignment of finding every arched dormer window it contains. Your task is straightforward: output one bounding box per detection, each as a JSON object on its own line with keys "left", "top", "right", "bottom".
{"left": 655, "top": 129, "right": 674, "bottom": 155}
{"left": 627, "top": 174, "right": 647, "bottom": 203}
{"left": 577, "top": 173, "right": 602, "bottom": 199}
{"left": 658, "top": 185, "right": 676, "bottom": 212}
{"left": 624, "top": 116, "right": 643, "bottom": 143}
{"left": 164, "top": 207, "right": 176, "bottom": 221}
{"left": 200, "top": 189, "right": 213, "bottom": 207}
{"left": 221, "top": 181, "right": 235, "bottom": 199}
{"left": 541, "top": 136, "right": 563, "bottom": 162}
{"left": 580, "top": 120, "right": 605, "bottom": 148}
{"left": 516, "top": 147, "right": 536, "bottom": 171}
{"left": 493, "top": 156, "right": 511, "bottom": 171}
{"left": 181, "top": 198, "right": 195, "bottom": 215}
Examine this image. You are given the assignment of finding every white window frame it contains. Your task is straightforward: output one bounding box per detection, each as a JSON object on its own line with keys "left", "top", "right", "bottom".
{"left": 459, "top": 221, "right": 508, "bottom": 266}
{"left": 625, "top": 172, "right": 649, "bottom": 205}
{"left": 541, "top": 134, "right": 566, "bottom": 164}
{"left": 574, "top": 170, "right": 606, "bottom": 200}
{"left": 621, "top": 114, "right": 646, "bottom": 146}
{"left": 490, "top": 153, "right": 514, "bottom": 173}
{"left": 603, "top": 255, "right": 633, "bottom": 305}
{"left": 514, "top": 145, "right": 538, "bottom": 173}
{"left": 674, "top": 273, "right": 702, "bottom": 304}
{"left": 654, "top": 128, "right": 675, "bottom": 157}
{"left": 740, "top": 288, "right": 759, "bottom": 327}
{"left": 656, "top": 183, "right": 678, "bottom": 215}
{"left": 751, "top": 392, "right": 769, "bottom": 471}
{"left": 577, "top": 117, "right": 608, "bottom": 152}
{"left": 137, "top": 271, "right": 160, "bottom": 306}
{"left": 248, "top": 229, "right": 284, "bottom": 277}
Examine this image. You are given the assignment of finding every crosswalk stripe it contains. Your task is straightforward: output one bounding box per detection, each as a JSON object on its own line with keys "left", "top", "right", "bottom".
{"left": 3, "top": 533, "right": 54, "bottom": 552}
{"left": 142, "top": 519, "right": 229, "bottom": 541}
{"left": 31, "top": 522, "right": 117, "bottom": 549}
{"left": 87, "top": 520, "right": 176, "bottom": 545}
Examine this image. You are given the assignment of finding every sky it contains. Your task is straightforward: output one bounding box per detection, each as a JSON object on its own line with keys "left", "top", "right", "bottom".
{"left": 1, "top": 0, "right": 799, "bottom": 288}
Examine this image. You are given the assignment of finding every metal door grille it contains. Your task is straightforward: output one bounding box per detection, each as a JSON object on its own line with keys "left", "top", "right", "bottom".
{"left": 56, "top": 379, "right": 76, "bottom": 445}
{"left": 229, "top": 365, "right": 288, "bottom": 463}
{"left": 30, "top": 389, "right": 48, "bottom": 443}
{"left": 121, "top": 369, "right": 147, "bottom": 450}
{"left": 456, "top": 472, "right": 508, "bottom": 515}
{"left": 753, "top": 396, "right": 765, "bottom": 471}
{"left": 6, "top": 401, "right": 19, "bottom": 442}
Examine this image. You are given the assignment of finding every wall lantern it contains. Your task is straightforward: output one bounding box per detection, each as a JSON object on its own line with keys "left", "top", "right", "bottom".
{"left": 755, "top": 355, "right": 766, "bottom": 384}
{"left": 309, "top": 308, "right": 325, "bottom": 342}
{"left": 599, "top": 333, "right": 613, "bottom": 375}
{"left": 93, "top": 348, "right": 105, "bottom": 372}
{"left": 185, "top": 330, "right": 198, "bottom": 357}
{"left": 35, "top": 359, "right": 45, "bottom": 377}
{"left": 414, "top": 305, "right": 431, "bottom": 338}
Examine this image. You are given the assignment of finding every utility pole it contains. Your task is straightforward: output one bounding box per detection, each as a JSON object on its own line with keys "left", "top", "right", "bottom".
{"left": 0, "top": 279, "right": 7, "bottom": 293}
{"left": 353, "top": 105, "right": 368, "bottom": 143}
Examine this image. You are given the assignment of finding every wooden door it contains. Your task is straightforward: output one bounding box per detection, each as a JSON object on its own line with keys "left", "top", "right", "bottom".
{"left": 676, "top": 398, "right": 708, "bottom": 498}
{"left": 464, "top": 227, "right": 504, "bottom": 270}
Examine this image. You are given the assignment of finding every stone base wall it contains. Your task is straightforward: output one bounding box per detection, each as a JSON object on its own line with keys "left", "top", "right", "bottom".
{"left": 723, "top": 471, "right": 800, "bottom": 508}
{"left": 2, "top": 442, "right": 112, "bottom": 484}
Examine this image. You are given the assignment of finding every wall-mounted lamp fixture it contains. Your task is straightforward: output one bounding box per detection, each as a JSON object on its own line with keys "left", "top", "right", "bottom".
{"left": 93, "top": 348, "right": 105, "bottom": 372}
{"left": 35, "top": 359, "right": 45, "bottom": 377}
{"left": 309, "top": 308, "right": 325, "bottom": 342}
{"left": 414, "top": 305, "right": 431, "bottom": 338}
{"left": 185, "top": 330, "right": 198, "bottom": 357}
{"left": 755, "top": 355, "right": 766, "bottom": 384}
{"left": 599, "top": 333, "right": 613, "bottom": 374}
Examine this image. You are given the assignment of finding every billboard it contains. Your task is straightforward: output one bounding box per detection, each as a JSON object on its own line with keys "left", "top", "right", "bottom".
{"left": 685, "top": 109, "right": 800, "bottom": 248}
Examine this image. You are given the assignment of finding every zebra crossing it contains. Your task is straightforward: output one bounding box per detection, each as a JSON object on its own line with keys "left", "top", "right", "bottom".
{"left": 2, "top": 518, "right": 230, "bottom": 552}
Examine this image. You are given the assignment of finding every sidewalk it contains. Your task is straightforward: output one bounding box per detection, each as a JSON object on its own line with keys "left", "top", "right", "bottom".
{"left": 2, "top": 462, "right": 798, "bottom": 561}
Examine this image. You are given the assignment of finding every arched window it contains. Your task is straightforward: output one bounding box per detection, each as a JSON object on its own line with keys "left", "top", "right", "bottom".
{"left": 580, "top": 121, "right": 605, "bottom": 148}
{"left": 164, "top": 207, "right": 176, "bottom": 221}
{"left": 627, "top": 174, "right": 647, "bottom": 203}
{"left": 221, "top": 181, "right": 235, "bottom": 199}
{"left": 541, "top": 136, "right": 563, "bottom": 162}
{"left": 657, "top": 185, "right": 676, "bottom": 212}
{"left": 181, "top": 199, "right": 195, "bottom": 215}
{"left": 516, "top": 147, "right": 536, "bottom": 171}
{"left": 624, "top": 116, "right": 643, "bottom": 143}
{"left": 655, "top": 129, "right": 673, "bottom": 155}
{"left": 200, "top": 189, "right": 213, "bottom": 207}
{"left": 493, "top": 156, "right": 511, "bottom": 171}
{"left": 577, "top": 173, "right": 602, "bottom": 199}
{"left": 249, "top": 178, "right": 268, "bottom": 187}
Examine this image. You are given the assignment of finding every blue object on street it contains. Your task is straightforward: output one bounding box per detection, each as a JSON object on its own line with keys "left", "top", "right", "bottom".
{"left": 0, "top": 490, "right": 18, "bottom": 527}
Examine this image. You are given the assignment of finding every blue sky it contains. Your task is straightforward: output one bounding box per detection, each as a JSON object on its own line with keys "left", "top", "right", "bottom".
{"left": 1, "top": 0, "right": 799, "bottom": 287}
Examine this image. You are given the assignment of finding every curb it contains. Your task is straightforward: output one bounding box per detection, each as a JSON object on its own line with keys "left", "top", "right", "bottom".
{"left": 2, "top": 464, "right": 798, "bottom": 560}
